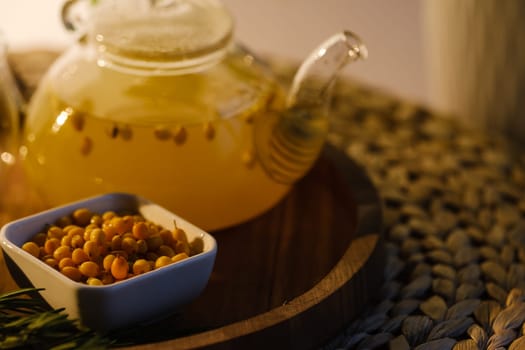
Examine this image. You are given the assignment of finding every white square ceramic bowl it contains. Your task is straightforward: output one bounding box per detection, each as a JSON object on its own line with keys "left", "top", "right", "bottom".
{"left": 0, "top": 193, "right": 217, "bottom": 331}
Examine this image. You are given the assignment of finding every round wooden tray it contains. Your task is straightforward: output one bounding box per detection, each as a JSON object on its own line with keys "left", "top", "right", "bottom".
{"left": 111, "top": 144, "right": 384, "bottom": 349}
{"left": 4, "top": 51, "right": 385, "bottom": 349}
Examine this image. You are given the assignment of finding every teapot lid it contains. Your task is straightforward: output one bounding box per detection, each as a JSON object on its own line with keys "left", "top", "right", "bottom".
{"left": 89, "top": 0, "right": 234, "bottom": 71}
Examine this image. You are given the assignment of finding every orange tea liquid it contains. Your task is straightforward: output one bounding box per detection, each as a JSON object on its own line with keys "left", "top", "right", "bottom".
{"left": 22, "top": 59, "right": 289, "bottom": 230}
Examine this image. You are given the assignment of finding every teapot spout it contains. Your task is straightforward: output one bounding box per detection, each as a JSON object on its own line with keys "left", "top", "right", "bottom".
{"left": 287, "top": 30, "right": 367, "bottom": 111}
{"left": 256, "top": 31, "right": 366, "bottom": 184}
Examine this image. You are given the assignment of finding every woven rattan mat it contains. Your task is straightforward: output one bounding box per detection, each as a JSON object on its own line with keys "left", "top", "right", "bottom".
{"left": 318, "top": 80, "right": 525, "bottom": 350}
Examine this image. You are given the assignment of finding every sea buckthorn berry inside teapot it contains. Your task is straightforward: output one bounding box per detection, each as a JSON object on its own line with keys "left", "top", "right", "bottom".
{"left": 21, "top": 0, "right": 367, "bottom": 230}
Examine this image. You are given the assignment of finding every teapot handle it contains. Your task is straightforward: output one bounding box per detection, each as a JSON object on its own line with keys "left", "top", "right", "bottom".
{"left": 61, "top": 0, "right": 92, "bottom": 33}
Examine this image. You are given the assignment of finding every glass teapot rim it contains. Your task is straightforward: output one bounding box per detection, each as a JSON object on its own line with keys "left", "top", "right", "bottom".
{"left": 62, "top": 0, "right": 235, "bottom": 74}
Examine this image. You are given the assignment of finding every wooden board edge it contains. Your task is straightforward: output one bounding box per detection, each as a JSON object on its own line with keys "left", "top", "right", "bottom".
{"left": 124, "top": 232, "right": 383, "bottom": 350}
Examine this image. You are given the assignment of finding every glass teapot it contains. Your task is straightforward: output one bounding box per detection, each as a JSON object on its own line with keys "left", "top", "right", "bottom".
{"left": 21, "top": 0, "right": 367, "bottom": 230}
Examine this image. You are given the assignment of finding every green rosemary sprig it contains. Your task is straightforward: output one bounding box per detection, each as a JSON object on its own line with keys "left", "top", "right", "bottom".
{"left": 0, "top": 288, "right": 111, "bottom": 349}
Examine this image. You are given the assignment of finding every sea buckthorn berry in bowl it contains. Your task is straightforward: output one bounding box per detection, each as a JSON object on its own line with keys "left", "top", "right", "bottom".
{"left": 0, "top": 193, "right": 217, "bottom": 331}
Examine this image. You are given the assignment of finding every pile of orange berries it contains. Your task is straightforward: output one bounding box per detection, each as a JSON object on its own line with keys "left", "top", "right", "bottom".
{"left": 21, "top": 208, "right": 202, "bottom": 285}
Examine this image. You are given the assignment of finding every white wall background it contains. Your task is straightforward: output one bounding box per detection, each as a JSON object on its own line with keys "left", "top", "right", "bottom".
{"left": 0, "top": 0, "right": 430, "bottom": 106}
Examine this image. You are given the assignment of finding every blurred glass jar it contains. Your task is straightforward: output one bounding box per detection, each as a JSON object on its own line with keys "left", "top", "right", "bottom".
{"left": 425, "top": 0, "right": 525, "bottom": 146}
{"left": 0, "top": 32, "right": 21, "bottom": 223}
